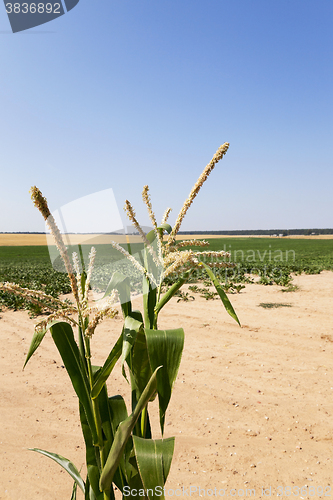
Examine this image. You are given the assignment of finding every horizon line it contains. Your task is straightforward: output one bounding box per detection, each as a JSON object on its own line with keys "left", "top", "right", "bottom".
{"left": 1, "top": 228, "right": 333, "bottom": 235}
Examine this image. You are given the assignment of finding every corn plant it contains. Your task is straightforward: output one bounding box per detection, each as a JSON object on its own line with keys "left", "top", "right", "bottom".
{"left": 2, "top": 143, "right": 240, "bottom": 500}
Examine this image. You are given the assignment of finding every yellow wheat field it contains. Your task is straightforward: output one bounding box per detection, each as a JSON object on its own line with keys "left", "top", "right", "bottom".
{"left": 0, "top": 233, "right": 333, "bottom": 246}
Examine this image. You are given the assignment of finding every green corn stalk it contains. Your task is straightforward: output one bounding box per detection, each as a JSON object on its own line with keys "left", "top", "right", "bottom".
{"left": 11, "top": 144, "right": 240, "bottom": 499}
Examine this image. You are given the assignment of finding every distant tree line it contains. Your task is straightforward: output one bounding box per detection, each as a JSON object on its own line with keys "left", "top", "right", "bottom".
{"left": 178, "top": 229, "right": 333, "bottom": 236}
{"left": 1, "top": 229, "right": 333, "bottom": 236}
{"left": 0, "top": 231, "right": 47, "bottom": 234}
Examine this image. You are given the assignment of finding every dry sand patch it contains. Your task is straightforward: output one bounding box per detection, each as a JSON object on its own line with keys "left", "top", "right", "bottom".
{"left": 1, "top": 272, "right": 333, "bottom": 499}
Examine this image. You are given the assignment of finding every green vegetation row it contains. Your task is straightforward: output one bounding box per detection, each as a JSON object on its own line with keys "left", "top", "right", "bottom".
{"left": 1, "top": 237, "right": 332, "bottom": 312}
{"left": 197, "top": 237, "right": 333, "bottom": 271}
{"left": 179, "top": 228, "right": 333, "bottom": 235}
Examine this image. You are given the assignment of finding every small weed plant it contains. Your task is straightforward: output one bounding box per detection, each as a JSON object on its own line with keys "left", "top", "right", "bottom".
{"left": 259, "top": 302, "right": 292, "bottom": 309}
{"left": 2, "top": 144, "right": 240, "bottom": 500}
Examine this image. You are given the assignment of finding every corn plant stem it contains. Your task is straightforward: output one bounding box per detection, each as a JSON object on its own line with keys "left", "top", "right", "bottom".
{"left": 140, "top": 405, "right": 148, "bottom": 437}
{"left": 84, "top": 338, "right": 103, "bottom": 446}
{"left": 154, "top": 282, "right": 163, "bottom": 329}
{"left": 143, "top": 293, "right": 150, "bottom": 330}
{"left": 84, "top": 336, "right": 111, "bottom": 500}
{"left": 142, "top": 274, "right": 155, "bottom": 438}
{"left": 78, "top": 325, "right": 87, "bottom": 373}
{"left": 153, "top": 311, "right": 158, "bottom": 330}
{"left": 125, "top": 234, "right": 132, "bottom": 256}
{"left": 78, "top": 244, "right": 86, "bottom": 273}
{"left": 156, "top": 282, "right": 162, "bottom": 304}
{"left": 134, "top": 420, "right": 141, "bottom": 438}
{"left": 143, "top": 250, "right": 151, "bottom": 329}
{"left": 143, "top": 280, "right": 156, "bottom": 329}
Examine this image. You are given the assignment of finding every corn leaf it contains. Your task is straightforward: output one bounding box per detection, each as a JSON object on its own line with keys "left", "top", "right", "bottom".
{"left": 94, "top": 368, "right": 125, "bottom": 493}
{"left": 146, "top": 229, "right": 158, "bottom": 244}
{"left": 29, "top": 448, "right": 85, "bottom": 494}
{"left": 121, "top": 315, "right": 143, "bottom": 375}
{"left": 109, "top": 395, "right": 128, "bottom": 433}
{"left": 101, "top": 392, "right": 126, "bottom": 492}
{"left": 98, "top": 386, "right": 113, "bottom": 459}
{"left": 154, "top": 271, "right": 191, "bottom": 315}
{"left": 80, "top": 400, "right": 115, "bottom": 499}
{"left": 23, "top": 318, "right": 67, "bottom": 369}
{"left": 145, "top": 328, "right": 184, "bottom": 434}
{"left": 70, "top": 480, "right": 78, "bottom": 500}
{"left": 84, "top": 476, "right": 98, "bottom": 500}
{"left": 87, "top": 465, "right": 104, "bottom": 500}
{"left": 133, "top": 436, "right": 175, "bottom": 500}
{"left": 79, "top": 402, "right": 100, "bottom": 490}
{"left": 143, "top": 278, "right": 156, "bottom": 329}
{"left": 128, "top": 329, "right": 152, "bottom": 404}
{"left": 23, "top": 328, "right": 48, "bottom": 369}
{"left": 84, "top": 476, "right": 91, "bottom": 500}
{"left": 126, "top": 465, "right": 147, "bottom": 500}
{"left": 109, "top": 395, "right": 133, "bottom": 488}
{"left": 157, "top": 223, "right": 172, "bottom": 234}
{"left": 91, "top": 332, "right": 123, "bottom": 399}
{"left": 200, "top": 262, "right": 241, "bottom": 326}
{"left": 99, "top": 367, "right": 161, "bottom": 492}
{"left": 146, "top": 224, "right": 172, "bottom": 244}
{"left": 49, "top": 322, "right": 99, "bottom": 445}
{"left": 103, "top": 271, "right": 132, "bottom": 317}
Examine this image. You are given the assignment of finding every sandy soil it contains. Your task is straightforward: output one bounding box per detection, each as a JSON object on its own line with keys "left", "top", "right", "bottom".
{"left": 1, "top": 272, "right": 333, "bottom": 499}
{"left": 1, "top": 233, "right": 333, "bottom": 246}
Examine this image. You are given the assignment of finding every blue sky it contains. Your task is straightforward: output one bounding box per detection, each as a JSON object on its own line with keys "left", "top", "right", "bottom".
{"left": 1, "top": 0, "right": 332, "bottom": 232}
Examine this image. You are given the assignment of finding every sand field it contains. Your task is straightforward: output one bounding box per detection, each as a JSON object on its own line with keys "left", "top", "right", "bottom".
{"left": 1, "top": 271, "right": 333, "bottom": 499}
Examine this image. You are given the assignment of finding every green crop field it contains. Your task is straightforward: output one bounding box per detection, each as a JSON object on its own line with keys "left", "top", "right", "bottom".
{"left": 0, "top": 242, "right": 145, "bottom": 313}
{"left": 201, "top": 237, "right": 333, "bottom": 267}
{"left": 1, "top": 238, "right": 332, "bottom": 312}
{"left": 187, "top": 237, "right": 333, "bottom": 274}
{"left": 179, "top": 237, "right": 333, "bottom": 290}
